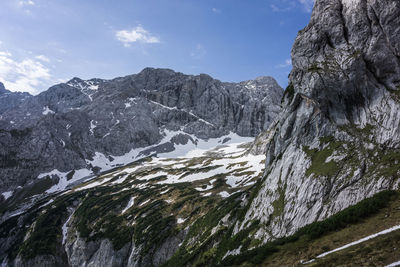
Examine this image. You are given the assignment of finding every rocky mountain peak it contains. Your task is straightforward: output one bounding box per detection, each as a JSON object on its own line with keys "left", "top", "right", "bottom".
{"left": 0, "top": 68, "right": 283, "bottom": 199}
{"left": 289, "top": 0, "right": 400, "bottom": 124}
{"left": 0, "top": 82, "right": 6, "bottom": 93}
{"left": 237, "top": 0, "right": 400, "bottom": 244}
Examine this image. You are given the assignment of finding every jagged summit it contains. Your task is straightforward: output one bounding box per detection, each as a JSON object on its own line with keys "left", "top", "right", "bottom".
{"left": 290, "top": 0, "right": 400, "bottom": 124}
{"left": 0, "top": 68, "right": 283, "bottom": 198}
{"left": 1, "top": 1, "right": 400, "bottom": 266}
{"left": 238, "top": 0, "right": 400, "bottom": 242}
{"left": 0, "top": 82, "right": 6, "bottom": 93}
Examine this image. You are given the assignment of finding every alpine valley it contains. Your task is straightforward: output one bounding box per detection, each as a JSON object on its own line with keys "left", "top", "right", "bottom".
{"left": 1, "top": 0, "right": 400, "bottom": 266}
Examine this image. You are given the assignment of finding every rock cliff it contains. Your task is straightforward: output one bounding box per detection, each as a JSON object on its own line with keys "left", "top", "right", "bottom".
{"left": 0, "top": 69, "right": 282, "bottom": 198}
{"left": 238, "top": 0, "right": 400, "bottom": 240}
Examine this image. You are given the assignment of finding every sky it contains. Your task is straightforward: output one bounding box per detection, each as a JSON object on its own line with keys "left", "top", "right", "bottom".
{"left": 0, "top": 0, "right": 314, "bottom": 95}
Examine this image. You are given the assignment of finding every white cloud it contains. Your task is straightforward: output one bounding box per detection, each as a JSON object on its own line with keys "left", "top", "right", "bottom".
{"left": 277, "top": 58, "right": 292, "bottom": 68}
{"left": 18, "top": 0, "right": 35, "bottom": 6}
{"left": 0, "top": 51, "right": 52, "bottom": 94}
{"left": 190, "top": 44, "right": 206, "bottom": 59}
{"left": 116, "top": 26, "right": 160, "bottom": 47}
{"left": 35, "top": 55, "right": 50, "bottom": 62}
{"left": 212, "top": 8, "right": 221, "bottom": 13}
{"left": 270, "top": 0, "right": 314, "bottom": 13}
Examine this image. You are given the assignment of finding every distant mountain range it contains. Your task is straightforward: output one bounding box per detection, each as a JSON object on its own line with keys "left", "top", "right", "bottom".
{"left": 1, "top": 0, "right": 400, "bottom": 266}
{"left": 0, "top": 68, "right": 282, "bottom": 199}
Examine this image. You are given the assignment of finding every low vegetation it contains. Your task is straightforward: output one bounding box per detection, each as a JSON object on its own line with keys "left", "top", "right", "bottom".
{"left": 164, "top": 190, "right": 398, "bottom": 266}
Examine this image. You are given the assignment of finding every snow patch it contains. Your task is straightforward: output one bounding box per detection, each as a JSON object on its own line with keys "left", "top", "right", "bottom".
{"left": 122, "top": 196, "right": 136, "bottom": 214}
{"left": 42, "top": 106, "right": 55, "bottom": 115}
{"left": 219, "top": 191, "right": 231, "bottom": 198}
{"left": 89, "top": 120, "right": 96, "bottom": 135}
{"left": 75, "top": 177, "right": 113, "bottom": 191}
{"left": 39, "top": 169, "right": 94, "bottom": 193}
{"left": 177, "top": 218, "right": 186, "bottom": 224}
{"left": 304, "top": 224, "right": 400, "bottom": 264}
{"left": 139, "top": 199, "right": 150, "bottom": 206}
{"left": 62, "top": 211, "right": 74, "bottom": 245}
{"left": 386, "top": 260, "right": 400, "bottom": 267}
{"left": 2, "top": 191, "right": 13, "bottom": 200}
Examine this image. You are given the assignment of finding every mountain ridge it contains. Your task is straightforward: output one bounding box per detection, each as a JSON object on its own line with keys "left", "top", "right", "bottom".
{"left": 0, "top": 68, "right": 283, "bottom": 200}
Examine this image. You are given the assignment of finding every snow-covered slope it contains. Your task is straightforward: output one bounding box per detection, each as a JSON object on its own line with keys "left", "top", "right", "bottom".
{"left": 0, "top": 68, "right": 282, "bottom": 202}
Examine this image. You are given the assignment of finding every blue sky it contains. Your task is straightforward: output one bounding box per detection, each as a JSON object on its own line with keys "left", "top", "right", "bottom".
{"left": 0, "top": 0, "right": 314, "bottom": 94}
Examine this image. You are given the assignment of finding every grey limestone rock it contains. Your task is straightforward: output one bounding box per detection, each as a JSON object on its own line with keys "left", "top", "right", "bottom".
{"left": 0, "top": 69, "right": 282, "bottom": 201}
{"left": 238, "top": 0, "right": 400, "bottom": 241}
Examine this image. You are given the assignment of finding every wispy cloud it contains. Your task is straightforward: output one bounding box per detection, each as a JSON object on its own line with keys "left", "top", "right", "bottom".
{"left": 212, "top": 8, "right": 221, "bottom": 14}
{"left": 17, "top": 0, "right": 35, "bottom": 15}
{"left": 277, "top": 58, "right": 292, "bottom": 68}
{"left": 116, "top": 26, "right": 160, "bottom": 47}
{"left": 190, "top": 44, "right": 206, "bottom": 59}
{"left": 18, "top": 0, "right": 35, "bottom": 7}
{"left": 271, "top": 0, "right": 314, "bottom": 13}
{"left": 35, "top": 55, "right": 50, "bottom": 63}
{"left": 0, "top": 51, "right": 52, "bottom": 94}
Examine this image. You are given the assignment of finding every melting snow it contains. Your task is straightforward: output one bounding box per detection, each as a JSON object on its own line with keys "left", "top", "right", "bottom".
{"left": 177, "top": 218, "right": 186, "bottom": 224}
{"left": 75, "top": 177, "right": 113, "bottom": 191}
{"left": 303, "top": 224, "right": 400, "bottom": 264}
{"left": 386, "top": 260, "right": 400, "bottom": 267}
{"left": 122, "top": 196, "right": 136, "bottom": 214}
{"left": 89, "top": 120, "right": 96, "bottom": 135}
{"left": 39, "top": 169, "right": 94, "bottom": 193}
{"left": 139, "top": 199, "right": 150, "bottom": 206}
{"left": 62, "top": 212, "right": 74, "bottom": 245}
{"left": 86, "top": 130, "right": 263, "bottom": 190}
{"left": 43, "top": 106, "right": 55, "bottom": 115}
{"left": 219, "top": 191, "right": 231, "bottom": 198}
{"left": 88, "top": 84, "right": 98, "bottom": 90}
{"left": 1, "top": 191, "right": 13, "bottom": 200}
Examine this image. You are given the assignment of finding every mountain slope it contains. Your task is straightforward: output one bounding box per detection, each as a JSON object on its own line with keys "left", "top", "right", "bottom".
{"left": 0, "top": 69, "right": 282, "bottom": 200}
{"left": 236, "top": 0, "right": 400, "bottom": 242}
{"left": 1, "top": 0, "right": 400, "bottom": 266}
{"left": 0, "top": 136, "right": 266, "bottom": 266}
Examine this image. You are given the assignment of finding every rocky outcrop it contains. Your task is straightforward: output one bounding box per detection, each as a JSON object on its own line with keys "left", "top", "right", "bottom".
{"left": 0, "top": 82, "right": 31, "bottom": 115}
{"left": 0, "top": 69, "right": 282, "bottom": 197}
{"left": 237, "top": 0, "right": 400, "bottom": 241}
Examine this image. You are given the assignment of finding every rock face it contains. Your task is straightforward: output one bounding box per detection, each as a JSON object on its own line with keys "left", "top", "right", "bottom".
{"left": 0, "top": 69, "right": 282, "bottom": 196}
{"left": 238, "top": 0, "right": 400, "bottom": 240}
{"left": 3, "top": 1, "right": 400, "bottom": 266}
{"left": 0, "top": 82, "right": 31, "bottom": 115}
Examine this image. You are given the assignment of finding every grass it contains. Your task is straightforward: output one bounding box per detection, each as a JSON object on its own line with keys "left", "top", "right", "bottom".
{"left": 308, "top": 229, "right": 400, "bottom": 266}
{"left": 213, "top": 190, "right": 398, "bottom": 266}
{"left": 264, "top": 190, "right": 400, "bottom": 266}
{"left": 271, "top": 179, "right": 286, "bottom": 217}
{"left": 303, "top": 136, "right": 343, "bottom": 177}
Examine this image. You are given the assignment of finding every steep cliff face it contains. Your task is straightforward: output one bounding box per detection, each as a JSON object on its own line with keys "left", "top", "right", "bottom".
{"left": 0, "top": 82, "right": 31, "bottom": 115}
{"left": 238, "top": 0, "right": 400, "bottom": 240}
{"left": 2, "top": 0, "right": 400, "bottom": 266}
{"left": 0, "top": 69, "right": 282, "bottom": 198}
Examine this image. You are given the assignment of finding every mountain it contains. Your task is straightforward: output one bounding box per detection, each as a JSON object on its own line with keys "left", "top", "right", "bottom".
{"left": 237, "top": 0, "right": 400, "bottom": 240}
{"left": 1, "top": 0, "right": 400, "bottom": 266}
{"left": 0, "top": 68, "right": 283, "bottom": 199}
{"left": 0, "top": 82, "right": 31, "bottom": 115}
